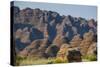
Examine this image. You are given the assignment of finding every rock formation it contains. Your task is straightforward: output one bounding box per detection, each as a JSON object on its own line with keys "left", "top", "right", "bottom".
{"left": 80, "top": 30, "right": 95, "bottom": 56}
{"left": 12, "top": 6, "right": 97, "bottom": 61}
{"left": 67, "top": 48, "right": 82, "bottom": 62}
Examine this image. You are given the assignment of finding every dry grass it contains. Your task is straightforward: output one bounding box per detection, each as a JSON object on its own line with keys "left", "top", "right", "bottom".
{"left": 16, "top": 55, "right": 68, "bottom": 66}
{"left": 19, "top": 58, "right": 49, "bottom": 65}
{"left": 16, "top": 54, "right": 97, "bottom": 66}
{"left": 16, "top": 56, "right": 56, "bottom": 66}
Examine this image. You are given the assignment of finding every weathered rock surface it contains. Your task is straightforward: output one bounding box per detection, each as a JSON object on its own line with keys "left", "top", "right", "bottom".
{"left": 19, "top": 38, "right": 47, "bottom": 56}
{"left": 56, "top": 44, "right": 68, "bottom": 61}
{"left": 80, "top": 30, "right": 94, "bottom": 56}
{"left": 70, "top": 34, "right": 82, "bottom": 47}
{"left": 56, "top": 44, "right": 82, "bottom": 62}
{"left": 12, "top": 6, "right": 97, "bottom": 60}
{"left": 87, "top": 42, "right": 97, "bottom": 55}
{"left": 67, "top": 48, "right": 82, "bottom": 62}
{"left": 45, "top": 44, "right": 59, "bottom": 57}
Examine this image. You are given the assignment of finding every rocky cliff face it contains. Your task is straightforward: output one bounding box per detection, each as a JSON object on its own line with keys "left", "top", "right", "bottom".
{"left": 12, "top": 6, "right": 97, "bottom": 58}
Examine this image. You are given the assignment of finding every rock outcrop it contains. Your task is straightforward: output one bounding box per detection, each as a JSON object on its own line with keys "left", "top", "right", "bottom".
{"left": 67, "top": 48, "right": 82, "bottom": 62}
{"left": 70, "top": 34, "right": 82, "bottom": 47}
{"left": 87, "top": 42, "right": 97, "bottom": 55}
{"left": 56, "top": 44, "right": 82, "bottom": 62}
{"left": 45, "top": 44, "right": 59, "bottom": 57}
{"left": 80, "top": 30, "right": 95, "bottom": 56}
{"left": 19, "top": 38, "right": 48, "bottom": 57}
{"left": 56, "top": 44, "right": 68, "bottom": 62}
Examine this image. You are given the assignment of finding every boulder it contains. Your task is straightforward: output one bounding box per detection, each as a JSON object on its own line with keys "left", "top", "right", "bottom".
{"left": 67, "top": 48, "right": 82, "bottom": 62}
{"left": 56, "top": 44, "right": 82, "bottom": 62}
{"left": 45, "top": 44, "right": 59, "bottom": 57}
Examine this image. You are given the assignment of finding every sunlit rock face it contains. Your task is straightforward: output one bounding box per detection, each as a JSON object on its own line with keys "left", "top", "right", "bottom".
{"left": 12, "top": 6, "right": 97, "bottom": 58}
{"left": 70, "top": 34, "right": 82, "bottom": 48}
{"left": 56, "top": 44, "right": 82, "bottom": 62}
{"left": 80, "top": 30, "right": 95, "bottom": 56}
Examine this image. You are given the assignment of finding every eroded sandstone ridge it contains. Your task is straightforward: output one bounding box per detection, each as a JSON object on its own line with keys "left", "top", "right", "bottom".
{"left": 12, "top": 6, "right": 97, "bottom": 62}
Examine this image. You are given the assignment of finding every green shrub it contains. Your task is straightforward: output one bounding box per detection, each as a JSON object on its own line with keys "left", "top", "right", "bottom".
{"left": 47, "top": 57, "right": 55, "bottom": 64}
{"left": 54, "top": 58, "right": 68, "bottom": 63}
{"left": 87, "top": 55, "right": 97, "bottom": 61}
{"left": 16, "top": 57, "right": 53, "bottom": 65}
{"left": 82, "top": 55, "right": 97, "bottom": 61}
{"left": 47, "top": 61, "right": 53, "bottom": 64}
{"left": 54, "top": 58, "right": 63, "bottom": 63}
{"left": 16, "top": 55, "right": 27, "bottom": 60}
{"left": 16, "top": 55, "right": 27, "bottom": 65}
